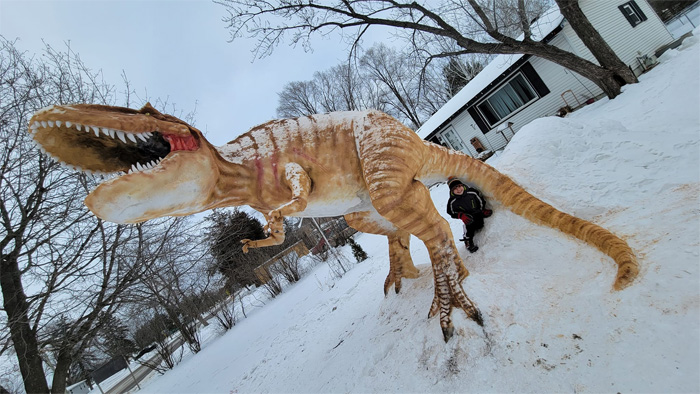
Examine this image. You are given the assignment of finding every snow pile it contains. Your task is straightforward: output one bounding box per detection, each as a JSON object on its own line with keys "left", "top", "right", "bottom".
{"left": 135, "top": 32, "right": 699, "bottom": 393}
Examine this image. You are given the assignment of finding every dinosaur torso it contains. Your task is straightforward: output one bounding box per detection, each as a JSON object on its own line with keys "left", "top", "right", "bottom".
{"left": 217, "top": 111, "right": 373, "bottom": 217}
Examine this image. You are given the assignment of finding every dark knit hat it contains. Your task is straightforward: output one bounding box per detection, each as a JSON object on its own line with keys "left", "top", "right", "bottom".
{"left": 448, "top": 177, "right": 465, "bottom": 190}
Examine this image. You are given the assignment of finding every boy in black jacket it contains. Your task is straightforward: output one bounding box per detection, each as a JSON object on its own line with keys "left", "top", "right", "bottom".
{"left": 446, "top": 178, "right": 492, "bottom": 253}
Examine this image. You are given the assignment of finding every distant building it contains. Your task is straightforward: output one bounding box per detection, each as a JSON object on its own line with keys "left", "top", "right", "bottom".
{"left": 417, "top": 0, "right": 674, "bottom": 156}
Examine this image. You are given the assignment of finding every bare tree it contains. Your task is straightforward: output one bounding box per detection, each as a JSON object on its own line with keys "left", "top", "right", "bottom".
{"left": 0, "top": 37, "right": 112, "bottom": 394}
{"left": 38, "top": 219, "right": 167, "bottom": 393}
{"left": 270, "top": 253, "right": 302, "bottom": 284}
{"left": 360, "top": 44, "right": 425, "bottom": 128}
{"left": 132, "top": 311, "right": 183, "bottom": 373}
{"left": 277, "top": 62, "right": 387, "bottom": 118}
{"left": 277, "top": 43, "right": 476, "bottom": 128}
{"left": 219, "top": 0, "right": 638, "bottom": 99}
{"left": 277, "top": 80, "right": 320, "bottom": 117}
{"left": 0, "top": 38, "right": 193, "bottom": 393}
{"left": 128, "top": 218, "right": 215, "bottom": 355}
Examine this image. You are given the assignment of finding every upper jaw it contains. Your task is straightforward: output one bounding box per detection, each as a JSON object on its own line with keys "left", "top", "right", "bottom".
{"left": 28, "top": 103, "right": 200, "bottom": 175}
{"left": 27, "top": 103, "right": 222, "bottom": 224}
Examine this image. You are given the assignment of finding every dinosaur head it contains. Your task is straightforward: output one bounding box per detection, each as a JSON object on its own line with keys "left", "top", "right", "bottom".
{"left": 28, "top": 103, "right": 221, "bottom": 223}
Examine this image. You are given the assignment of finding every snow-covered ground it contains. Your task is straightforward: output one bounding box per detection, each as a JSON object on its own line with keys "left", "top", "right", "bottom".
{"left": 115, "top": 29, "right": 700, "bottom": 394}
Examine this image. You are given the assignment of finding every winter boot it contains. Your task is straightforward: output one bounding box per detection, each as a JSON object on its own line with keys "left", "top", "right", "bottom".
{"left": 461, "top": 237, "right": 479, "bottom": 253}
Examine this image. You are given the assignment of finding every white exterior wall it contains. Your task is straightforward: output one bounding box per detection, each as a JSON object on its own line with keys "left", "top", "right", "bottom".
{"left": 578, "top": 0, "right": 674, "bottom": 74}
{"left": 435, "top": 0, "right": 674, "bottom": 155}
{"left": 438, "top": 40, "right": 604, "bottom": 154}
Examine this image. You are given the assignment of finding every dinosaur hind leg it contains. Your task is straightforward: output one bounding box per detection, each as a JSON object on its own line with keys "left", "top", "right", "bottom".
{"left": 361, "top": 176, "right": 478, "bottom": 341}
{"left": 344, "top": 211, "right": 419, "bottom": 295}
{"left": 357, "top": 112, "right": 478, "bottom": 341}
{"left": 373, "top": 180, "right": 479, "bottom": 341}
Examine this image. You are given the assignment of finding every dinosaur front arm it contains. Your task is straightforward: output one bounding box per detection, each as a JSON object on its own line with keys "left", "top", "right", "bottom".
{"left": 241, "top": 163, "right": 311, "bottom": 253}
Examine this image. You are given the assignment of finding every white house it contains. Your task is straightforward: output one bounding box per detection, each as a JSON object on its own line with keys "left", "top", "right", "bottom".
{"left": 417, "top": 0, "right": 675, "bottom": 156}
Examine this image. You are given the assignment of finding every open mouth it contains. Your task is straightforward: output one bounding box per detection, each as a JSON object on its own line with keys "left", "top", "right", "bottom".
{"left": 28, "top": 114, "right": 199, "bottom": 176}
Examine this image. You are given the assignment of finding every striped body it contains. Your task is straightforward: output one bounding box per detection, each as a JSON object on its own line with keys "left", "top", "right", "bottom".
{"left": 27, "top": 104, "right": 638, "bottom": 341}
{"left": 219, "top": 110, "right": 638, "bottom": 339}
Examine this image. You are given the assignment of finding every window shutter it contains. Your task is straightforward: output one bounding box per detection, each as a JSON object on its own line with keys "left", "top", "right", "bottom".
{"left": 619, "top": 4, "right": 637, "bottom": 26}
{"left": 467, "top": 106, "right": 490, "bottom": 133}
{"left": 520, "top": 62, "right": 550, "bottom": 97}
{"left": 630, "top": 0, "right": 647, "bottom": 22}
{"left": 619, "top": 1, "right": 647, "bottom": 27}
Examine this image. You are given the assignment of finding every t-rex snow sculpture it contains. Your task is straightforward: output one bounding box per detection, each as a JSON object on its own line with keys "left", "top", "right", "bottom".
{"left": 28, "top": 103, "right": 638, "bottom": 341}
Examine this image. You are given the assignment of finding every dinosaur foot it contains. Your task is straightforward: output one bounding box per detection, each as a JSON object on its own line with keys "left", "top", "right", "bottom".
{"left": 383, "top": 259, "right": 421, "bottom": 295}
{"left": 428, "top": 267, "right": 482, "bottom": 342}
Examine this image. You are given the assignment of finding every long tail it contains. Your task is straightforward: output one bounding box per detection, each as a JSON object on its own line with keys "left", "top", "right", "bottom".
{"left": 419, "top": 142, "right": 638, "bottom": 290}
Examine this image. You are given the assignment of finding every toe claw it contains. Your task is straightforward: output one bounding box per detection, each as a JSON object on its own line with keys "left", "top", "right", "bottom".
{"left": 471, "top": 309, "right": 484, "bottom": 326}
{"left": 442, "top": 326, "right": 454, "bottom": 342}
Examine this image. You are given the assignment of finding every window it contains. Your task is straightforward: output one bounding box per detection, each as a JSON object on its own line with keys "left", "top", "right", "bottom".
{"left": 475, "top": 73, "right": 537, "bottom": 127}
{"left": 467, "top": 61, "right": 550, "bottom": 134}
{"left": 619, "top": 1, "right": 647, "bottom": 27}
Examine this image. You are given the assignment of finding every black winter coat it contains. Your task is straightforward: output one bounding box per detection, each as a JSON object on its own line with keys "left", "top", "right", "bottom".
{"left": 447, "top": 186, "right": 487, "bottom": 219}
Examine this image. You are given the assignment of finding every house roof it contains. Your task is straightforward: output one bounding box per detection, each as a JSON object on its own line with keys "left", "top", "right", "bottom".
{"left": 416, "top": 5, "right": 565, "bottom": 140}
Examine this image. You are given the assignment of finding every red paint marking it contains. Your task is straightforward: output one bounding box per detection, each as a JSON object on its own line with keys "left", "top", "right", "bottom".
{"left": 270, "top": 152, "right": 281, "bottom": 190}
{"left": 292, "top": 147, "right": 330, "bottom": 173}
{"left": 255, "top": 157, "right": 264, "bottom": 186}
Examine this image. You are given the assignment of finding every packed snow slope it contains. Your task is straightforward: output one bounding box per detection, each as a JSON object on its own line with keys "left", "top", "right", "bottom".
{"left": 141, "top": 32, "right": 700, "bottom": 393}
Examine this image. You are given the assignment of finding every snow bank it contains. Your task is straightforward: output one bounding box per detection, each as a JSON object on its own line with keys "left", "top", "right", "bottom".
{"left": 137, "top": 31, "right": 699, "bottom": 394}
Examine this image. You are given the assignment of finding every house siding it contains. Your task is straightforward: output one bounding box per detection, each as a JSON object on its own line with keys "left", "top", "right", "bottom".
{"left": 574, "top": 0, "right": 673, "bottom": 74}
{"left": 432, "top": 0, "right": 673, "bottom": 156}
{"left": 438, "top": 38, "right": 605, "bottom": 154}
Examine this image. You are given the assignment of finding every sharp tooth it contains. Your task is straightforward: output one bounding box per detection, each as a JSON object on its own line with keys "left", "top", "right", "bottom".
{"left": 131, "top": 164, "right": 138, "bottom": 173}
{"left": 127, "top": 133, "right": 137, "bottom": 143}
{"left": 65, "top": 121, "right": 72, "bottom": 128}
{"left": 31, "top": 122, "right": 40, "bottom": 130}
{"left": 116, "top": 130, "right": 127, "bottom": 143}
{"left": 76, "top": 124, "right": 83, "bottom": 131}
{"left": 41, "top": 121, "right": 48, "bottom": 128}
{"left": 108, "top": 129, "right": 115, "bottom": 138}
{"left": 136, "top": 163, "right": 144, "bottom": 171}
{"left": 91, "top": 126, "right": 100, "bottom": 136}
{"left": 150, "top": 160, "right": 157, "bottom": 168}
{"left": 56, "top": 121, "right": 62, "bottom": 127}
{"left": 137, "top": 133, "right": 148, "bottom": 142}
{"left": 102, "top": 128, "right": 111, "bottom": 136}
{"left": 48, "top": 121, "right": 55, "bottom": 127}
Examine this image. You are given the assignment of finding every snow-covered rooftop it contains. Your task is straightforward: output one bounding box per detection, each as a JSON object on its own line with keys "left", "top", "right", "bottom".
{"left": 417, "top": 5, "right": 565, "bottom": 139}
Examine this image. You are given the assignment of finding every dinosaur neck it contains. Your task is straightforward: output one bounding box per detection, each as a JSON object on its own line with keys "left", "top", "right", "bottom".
{"left": 209, "top": 145, "right": 258, "bottom": 208}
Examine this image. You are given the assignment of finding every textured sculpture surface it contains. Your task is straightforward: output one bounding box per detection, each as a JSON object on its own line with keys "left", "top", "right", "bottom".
{"left": 28, "top": 103, "right": 638, "bottom": 341}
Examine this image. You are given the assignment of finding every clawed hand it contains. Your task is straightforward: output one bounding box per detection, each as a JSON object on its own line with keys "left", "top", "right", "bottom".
{"left": 240, "top": 239, "right": 253, "bottom": 253}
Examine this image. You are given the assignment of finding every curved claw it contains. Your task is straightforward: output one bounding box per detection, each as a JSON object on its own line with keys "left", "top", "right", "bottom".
{"left": 268, "top": 209, "right": 283, "bottom": 221}
{"left": 240, "top": 239, "right": 251, "bottom": 254}
{"left": 442, "top": 325, "right": 455, "bottom": 342}
{"left": 384, "top": 272, "right": 404, "bottom": 295}
{"left": 429, "top": 263, "right": 483, "bottom": 342}
{"left": 383, "top": 236, "right": 420, "bottom": 295}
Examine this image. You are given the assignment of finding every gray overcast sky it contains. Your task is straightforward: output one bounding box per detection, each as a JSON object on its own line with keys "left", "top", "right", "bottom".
{"left": 0, "top": 0, "right": 368, "bottom": 146}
